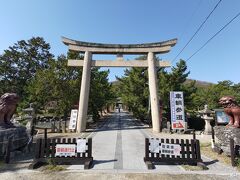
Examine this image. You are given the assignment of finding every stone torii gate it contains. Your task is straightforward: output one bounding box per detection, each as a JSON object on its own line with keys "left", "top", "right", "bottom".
{"left": 62, "top": 37, "right": 177, "bottom": 133}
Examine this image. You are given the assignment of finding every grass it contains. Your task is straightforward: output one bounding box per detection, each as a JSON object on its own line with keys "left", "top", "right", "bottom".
{"left": 0, "top": 160, "right": 5, "bottom": 168}
{"left": 235, "top": 157, "right": 240, "bottom": 171}
{"left": 200, "top": 142, "right": 240, "bottom": 171}
{"left": 182, "top": 164, "right": 208, "bottom": 171}
{"left": 43, "top": 164, "right": 66, "bottom": 172}
{"left": 200, "top": 142, "right": 232, "bottom": 165}
{"left": 42, "top": 159, "right": 66, "bottom": 172}
{"left": 179, "top": 143, "right": 212, "bottom": 171}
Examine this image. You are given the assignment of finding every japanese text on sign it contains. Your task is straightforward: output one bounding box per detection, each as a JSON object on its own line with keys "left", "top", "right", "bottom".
{"left": 69, "top": 109, "right": 78, "bottom": 130}
{"left": 148, "top": 138, "right": 182, "bottom": 156}
{"left": 170, "top": 91, "right": 185, "bottom": 130}
{"left": 160, "top": 143, "right": 181, "bottom": 156}
{"left": 149, "top": 138, "right": 160, "bottom": 153}
{"left": 55, "top": 144, "right": 76, "bottom": 157}
{"left": 77, "top": 139, "right": 87, "bottom": 153}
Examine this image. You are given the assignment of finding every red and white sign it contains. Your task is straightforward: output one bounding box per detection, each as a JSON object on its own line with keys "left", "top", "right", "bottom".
{"left": 172, "top": 121, "right": 184, "bottom": 129}
{"left": 55, "top": 144, "right": 76, "bottom": 157}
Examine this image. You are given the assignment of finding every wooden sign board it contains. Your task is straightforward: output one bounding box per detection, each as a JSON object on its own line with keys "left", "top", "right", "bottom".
{"left": 69, "top": 109, "right": 78, "bottom": 130}
{"left": 55, "top": 144, "right": 76, "bottom": 157}
{"left": 77, "top": 139, "right": 87, "bottom": 153}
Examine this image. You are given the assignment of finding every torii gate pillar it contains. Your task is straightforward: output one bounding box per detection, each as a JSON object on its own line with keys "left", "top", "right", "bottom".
{"left": 148, "top": 52, "right": 161, "bottom": 133}
{"left": 77, "top": 51, "right": 92, "bottom": 132}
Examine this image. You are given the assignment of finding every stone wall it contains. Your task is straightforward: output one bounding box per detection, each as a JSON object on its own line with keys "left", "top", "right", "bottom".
{"left": 214, "top": 126, "right": 240, "bottom": 155}
{"left": 0, "top": 126, "right": 29, "bottom": 158}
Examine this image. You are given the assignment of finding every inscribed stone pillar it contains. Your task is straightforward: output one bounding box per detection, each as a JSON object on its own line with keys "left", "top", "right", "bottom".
{"left": 77, "top": 51, "right": 92, "bottom": 133}
{"left": 147, "top": 52, "right": 161, "bottom": 133}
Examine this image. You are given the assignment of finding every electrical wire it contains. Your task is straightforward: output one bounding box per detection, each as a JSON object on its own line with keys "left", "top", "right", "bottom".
{"left": 172, "top": 0, "right": 223, "bottom": 63}
{"left": 178, "top": 0, "right": 203, "bottom": 43}
{"left": 186, "top": 11, "right": 240, "bottom": 61}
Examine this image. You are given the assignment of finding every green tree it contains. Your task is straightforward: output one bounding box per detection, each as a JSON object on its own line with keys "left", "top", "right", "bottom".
{"left": 89, "top": 68, "right": 115, "bottom": 121}
{"left": 117, "top": 58, "right": 195, "bottom": 122}
{"left": 27, "top": 54, "right": 82, "bottom": 115}
{"left": 193, "top": 80, "right": 240, "bottom": 109}
{"left": 0, "top": 37, "right": 53, "bottom": 99}
{"left": 28, "top": 51, "right": 115, "bottom": 121}
{"left": 158, "top": 59, "right": 196, "bottom": 120}
{"left": 117, "top": 66, "right": 149, "bottom": 120}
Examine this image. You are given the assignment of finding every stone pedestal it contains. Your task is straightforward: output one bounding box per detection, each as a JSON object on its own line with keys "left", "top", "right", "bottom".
{"left": 0, "top": 126, "right": 29, "bottom": 158}
{"left": 198, "top": 105, "right": 214, "bottom": 135}
{"left": 214, "top": 126, "right": 240, "bottom": 155}
{"left": 203, "top": 116, "right": 213, "bottom": 135}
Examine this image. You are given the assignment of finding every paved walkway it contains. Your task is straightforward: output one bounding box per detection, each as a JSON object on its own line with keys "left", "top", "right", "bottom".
{"left": 68, "top": 112, "right": 183, "bottom": 171}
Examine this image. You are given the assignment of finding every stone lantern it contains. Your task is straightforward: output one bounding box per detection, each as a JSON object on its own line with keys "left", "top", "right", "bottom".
{"left": 198, "top": 105, "right": 214, "bottom": 134}
{"left": 22, "top": 103, "right": 35, "bottom": 131}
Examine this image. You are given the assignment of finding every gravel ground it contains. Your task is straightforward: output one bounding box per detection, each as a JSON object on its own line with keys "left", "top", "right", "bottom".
{"left": 0, "top": 170, "right": 239, "bottom": 180}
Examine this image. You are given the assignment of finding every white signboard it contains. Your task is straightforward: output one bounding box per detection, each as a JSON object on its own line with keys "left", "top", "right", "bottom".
{"left": 69, "top": 109, "right": 78, "bottom": 130}
{"left": 160, "top": 143, "right": 181, "bottom": 156}
{"left": 55, "top": 144, "right": 76, "bottom": 157}
{"left": 170, "top": 91, "right": 185, "bottom": 130}
{"left": 77, "top": 139, "right": 87, "bottom": 153}
{"left": 149, "top": 138, "right": 160, "bottom": 153}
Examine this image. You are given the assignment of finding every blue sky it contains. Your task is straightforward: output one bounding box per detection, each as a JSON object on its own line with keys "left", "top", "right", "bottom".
{"left": 0, "top": 0, "right": 239, "bottom": 83}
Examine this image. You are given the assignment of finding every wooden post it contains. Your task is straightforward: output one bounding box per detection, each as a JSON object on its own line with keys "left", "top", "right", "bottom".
{"left": 58, "top": 119, "right": 61, "bottom": 133}
{"left": 44, "top": 128, "right": 47, "bottom": 148}
{"left": 144, "top": 138, "right": 154, "bottom": 169}
{"left": 230, "top": 138, "right": 236, "bottom": 167}
{"left": 62, "top": 120, "right": 66, "bottom": 133}
{"left": 31, "top": 124, "right": 35, "bottom": 136}
{"left": 193, "top": 130, "right": 196, "bottom": 140}
{"left": 88, "top": 138, "right": 92, "bottom": 158}
{"left": 195, "top": 140, "right": 202, "bottom": 162}
{"left": 52, "top": 118, "right": 56, "bottom": 133}
{"left": 4, "top": 137, "right": 12, "bottom": 163}
{"left": 145, "top": 138, "right": 149, "bottom": 159}
{"left": 84, "top": 138, "right": 93, "bottom": 169}
{"left": 211, "top": 126, "right": 215, "bottom": 149}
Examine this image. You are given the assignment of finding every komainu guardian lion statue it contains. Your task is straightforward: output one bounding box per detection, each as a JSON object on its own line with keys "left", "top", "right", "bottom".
{"left": 0, "top": 93, "right": 20, "bottom": 127}
{"left": 219, "top": 96, "right": 240, "bottom": 128}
